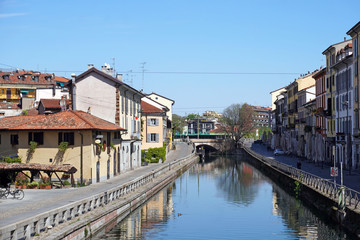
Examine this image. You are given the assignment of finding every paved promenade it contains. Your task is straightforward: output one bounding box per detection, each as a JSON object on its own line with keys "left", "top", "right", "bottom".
{"left": 0, "top": 142, "right": 193, "bottom": 229}
{"left": 244, "top": 140, "right": 360, "bottom": 193}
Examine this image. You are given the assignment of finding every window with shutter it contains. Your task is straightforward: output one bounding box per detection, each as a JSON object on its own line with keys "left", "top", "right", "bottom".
{"left": 149, "top": 133, "right": 157, "bottom": 142}
{"left": 149, "top": 118, "right": 157, "bottom": 126}
{"left": 349, "top": 92, "right": 352, "bottom": 108}
{"left": 10, "top": 134, "right": 18, "bottom": 145}
{"left": 28, "top": 132, "right": 44, "bottom": 145}
{"left": 122, "top": 94, "right": 125, "bottom": 113}
{"left": 356, "top": 62, "right": 358, "bottom": 76}
{"left": 130, "top": 99, "right": 133, "bottom": 116}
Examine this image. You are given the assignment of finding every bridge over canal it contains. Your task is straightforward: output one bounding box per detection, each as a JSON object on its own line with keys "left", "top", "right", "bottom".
{"left": 175, "top": 134, "right": 229, "bottom": 154}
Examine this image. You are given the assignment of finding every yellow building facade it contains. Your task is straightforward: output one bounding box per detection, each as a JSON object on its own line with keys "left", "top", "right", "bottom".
{"left": 0, "top": 110, "right": 126, "bottom": 184}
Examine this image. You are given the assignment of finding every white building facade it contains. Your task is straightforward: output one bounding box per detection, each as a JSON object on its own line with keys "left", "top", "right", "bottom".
{"left": 72, "top": 66, "right": 144, "bottom": 176}
{"left": 334, "top": 44, "right": 354, "bottom": 169}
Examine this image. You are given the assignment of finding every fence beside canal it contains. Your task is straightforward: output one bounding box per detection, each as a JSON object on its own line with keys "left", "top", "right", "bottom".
{"left": 242, "top": 145, "right": 360, "bottom": 211}
{"left": 0, "top": 152, "right": 198, "bottom": 240}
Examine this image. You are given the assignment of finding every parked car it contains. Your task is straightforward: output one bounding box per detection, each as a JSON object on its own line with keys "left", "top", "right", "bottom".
{"left": 274, "top": 148, "right": 285, "bottom": 156}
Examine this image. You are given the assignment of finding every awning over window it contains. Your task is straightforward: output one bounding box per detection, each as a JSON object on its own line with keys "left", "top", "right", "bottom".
{"left": 20, "top": 89, "right": 31, "bottom": 93}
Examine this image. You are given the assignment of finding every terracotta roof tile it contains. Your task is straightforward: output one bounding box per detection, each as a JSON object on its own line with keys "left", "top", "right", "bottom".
{"left": 39, "top": 99, "right": 70, "bottom": 109}
{"left": 0, "top": 110, "right": 126, "bottom": 131}
{"left": 141, "top": 101, "right": 165, "bottom": 113}
{"left": 55, "top": 76, "right": 70, "bottom": 83}
{"left": 0, "top": 102, "right": 20, "bottom": 109}
{"left": 26, "top": 107, "right": 39, "bottom": 115}
{"left": 0, "top": 70, "right": 55, "bottom": 86}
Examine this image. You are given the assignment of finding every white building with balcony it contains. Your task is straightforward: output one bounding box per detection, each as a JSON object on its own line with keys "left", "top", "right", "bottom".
{"left": 334, "top": 43, "right": 354, "bottom": 169}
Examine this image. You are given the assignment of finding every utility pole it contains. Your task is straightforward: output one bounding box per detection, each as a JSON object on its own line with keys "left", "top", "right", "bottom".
{"left": 140, "top": 62, "right": 146, "bottom": 92}
{"left": 197, "top": 114, "right": 200, "bottom": 139}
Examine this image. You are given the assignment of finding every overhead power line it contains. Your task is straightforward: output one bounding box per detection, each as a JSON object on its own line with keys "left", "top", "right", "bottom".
{"left": 37, "top": 70, "right": 302, "bottom": 75}
{"left": 174, "top": 106, "right": 226, "bottom": 110}
{"left": 118, "top": 71, "right": 301, "bottom": 75}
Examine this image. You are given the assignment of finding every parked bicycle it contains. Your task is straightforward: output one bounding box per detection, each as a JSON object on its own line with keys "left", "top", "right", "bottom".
{"left": 0, "top": 185, "right": 24, "bottom": 200}
{"left": 0, "top": 188, "right": 8, "bottom": 199}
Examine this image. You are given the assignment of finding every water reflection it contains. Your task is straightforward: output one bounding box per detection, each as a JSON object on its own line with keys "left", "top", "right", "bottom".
{"left": 93, "top": 156, "right": 355, "bottom": 240}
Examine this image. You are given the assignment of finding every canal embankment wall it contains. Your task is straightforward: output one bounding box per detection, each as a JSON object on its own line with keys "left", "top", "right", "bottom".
{"left": 242, "top": 145, "right": 360, "bottom": 238}
{"left": 0, "top": 153, "right": 199, "bottom": 240}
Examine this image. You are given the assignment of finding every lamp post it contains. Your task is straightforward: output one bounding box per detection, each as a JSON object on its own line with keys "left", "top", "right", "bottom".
{"left": 339, "top": 100, "right": 349, "bottom": 211}
{"left": 78, "top": 132, "right": 84, "bottom": 185}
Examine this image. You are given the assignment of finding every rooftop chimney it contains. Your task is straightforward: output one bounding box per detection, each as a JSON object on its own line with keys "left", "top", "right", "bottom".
{"left": 344, "top": 37, "right": 347, "bottom": 41}
{"left": 60, "top": 96, "right": 66, "bottom": 111}
{"left": 108, "top": 68, "right": 113, "bottom": 76}
{"left": 116, "top": 73, "right": 123, "bottom": 81}
{"left": 101, "top": 66, "right": 107, "bottom": 72}
{"left": 88, "top": 64, "right": 94, "bottom": 69}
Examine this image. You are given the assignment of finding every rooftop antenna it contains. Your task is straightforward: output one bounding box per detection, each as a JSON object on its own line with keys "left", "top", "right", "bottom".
{"left": 127, "top": 70, "right": 133, "bottom": 86}
{"left": 111, "top": 57, "right": 116, "bottom": 78}
{"left": 140, "top": 62, "right": 146, "bottom": 91}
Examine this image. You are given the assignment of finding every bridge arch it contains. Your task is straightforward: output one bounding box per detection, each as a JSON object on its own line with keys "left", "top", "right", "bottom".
{"left": 195, "top": 144, "right": 218, "bottom": 153}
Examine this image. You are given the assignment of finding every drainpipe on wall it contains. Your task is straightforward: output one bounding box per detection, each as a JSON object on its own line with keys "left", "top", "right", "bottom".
{"left": 71, "top": 73, "right": 76, "bottom": 111}
{"left": 78, "top": 131, "right": 83, "bottom": 185}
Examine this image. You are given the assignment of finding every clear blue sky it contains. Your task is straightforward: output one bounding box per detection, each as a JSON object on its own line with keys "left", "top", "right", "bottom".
{"left": 1, "top": 0, "right": 360, "bottom": 116}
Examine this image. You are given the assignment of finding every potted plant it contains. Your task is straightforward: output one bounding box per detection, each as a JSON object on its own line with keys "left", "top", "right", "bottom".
{"left": 15, "top": 172, "right": 28, "bottom": 189}
{"left": 40, "top": 182, "right": 51, "bottom": 189}
{"left": 39, "top": 176, "right": 51, "bottom": 189}
{"left": 27, "top": 181, "right": 39, "bottom": 189}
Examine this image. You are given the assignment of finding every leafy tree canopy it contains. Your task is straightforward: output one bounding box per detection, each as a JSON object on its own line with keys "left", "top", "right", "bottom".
{"left": 172, "top": 114, "right": 186, "bottom": 134}
{"left": 219, "top": 103, "right": 255, "bottom": 146}
{"left": 185, "top": 113, "right": 201, "bottom": 120}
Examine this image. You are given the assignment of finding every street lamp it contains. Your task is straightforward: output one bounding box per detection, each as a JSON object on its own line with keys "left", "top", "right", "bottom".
{"left": 338, "top": 100, "right": 349, "bottom": 211}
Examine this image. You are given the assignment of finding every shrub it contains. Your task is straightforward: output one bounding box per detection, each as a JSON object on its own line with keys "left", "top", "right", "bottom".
{"left": 63, "top": 180, "right": 71, "bottom": 185}
{"left": 77, "top": 182, "right": 86, "bottom": 187}
{"left": 1, "top": 156, "right": 22, "bottom": 163}
{"left": 15, "top": 172, "right": 29, "bottom": 185}
{"left": 58, "top": 141, "right": 69, "bottom": 152}
{"left": 141, "top": 146, "right": 166, "bottom": 163}
{"left": 29, "top": 141, "right": 37, "bottom": 152}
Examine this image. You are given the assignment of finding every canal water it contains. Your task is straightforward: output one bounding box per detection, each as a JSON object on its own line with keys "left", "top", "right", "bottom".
{"left": 92, "top": 155, "right": 355, "bottom": 240}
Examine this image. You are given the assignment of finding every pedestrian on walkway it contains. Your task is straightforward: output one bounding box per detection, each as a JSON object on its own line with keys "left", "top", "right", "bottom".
{"left": 297, "top": 160, "right": 302, "bottom": 169}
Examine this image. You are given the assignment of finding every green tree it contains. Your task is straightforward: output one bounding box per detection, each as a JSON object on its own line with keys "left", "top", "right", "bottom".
{"left": 185, "top": 113, "right": 200, "bottom": 120}
{"left": 220, "top": 103, "right": 254, "bottom": 147}
{"left": 172, "top": 114, "right": 185, "bottom": 134}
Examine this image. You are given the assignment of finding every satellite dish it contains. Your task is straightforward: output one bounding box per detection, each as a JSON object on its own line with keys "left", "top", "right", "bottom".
{"left": 95, "top": 139, "right": 101, "bottom": 144}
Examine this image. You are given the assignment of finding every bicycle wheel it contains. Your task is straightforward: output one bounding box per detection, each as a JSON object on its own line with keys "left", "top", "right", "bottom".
{"left": 4, "top": 189, "right": 9, "bottom": 198}
{"left": 14, "top": 190, "right": 24, "bottom": 200}
{"left": 0, "top": 190, "right": 5, "bottom": 198}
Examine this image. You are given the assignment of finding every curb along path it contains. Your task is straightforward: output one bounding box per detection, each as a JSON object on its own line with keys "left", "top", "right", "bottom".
{"left": 0, "top": 142, "right": 196, "bottom": 240}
